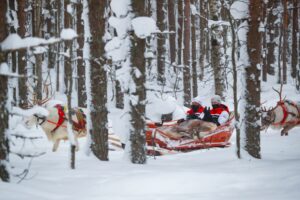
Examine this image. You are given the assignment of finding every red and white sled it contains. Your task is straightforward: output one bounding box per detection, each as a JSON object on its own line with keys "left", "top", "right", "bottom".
{"left": 145, "top": 114, "right": 235, "bottom": 155}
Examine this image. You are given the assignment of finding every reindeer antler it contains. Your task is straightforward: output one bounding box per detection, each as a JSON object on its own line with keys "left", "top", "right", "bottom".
{"left": 272, "top": 83, "right": 283, "bottom": 102}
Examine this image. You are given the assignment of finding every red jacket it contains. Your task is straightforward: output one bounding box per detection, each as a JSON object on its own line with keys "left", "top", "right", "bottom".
{"left": 210, "top": 104, "right": 229, "bottom": 116}
{"left": 186, "top": 106, "right": 204, "bottom": 119}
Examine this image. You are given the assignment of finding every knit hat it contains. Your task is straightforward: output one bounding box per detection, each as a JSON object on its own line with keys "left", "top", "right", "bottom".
{"left": 211, "top": 95, "right": 222, "bottom": 105}
{"left": 192, "top": 97, "right": 202, "bottom": 105}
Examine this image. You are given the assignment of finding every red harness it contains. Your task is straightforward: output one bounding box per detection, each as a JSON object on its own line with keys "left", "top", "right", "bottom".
{"left": 273, "top": 101, "right": 300, "bottom": 125}
{"left": 51, "top": 104, "right": 66, "bottom": 133}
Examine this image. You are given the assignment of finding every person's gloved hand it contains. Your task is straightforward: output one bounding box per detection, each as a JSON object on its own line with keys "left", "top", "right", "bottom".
{"left": 202, "top": 107, "right": 212, "bottom": 122}
{"left": 177, "top": 118, "right": 185, "bottom": 124}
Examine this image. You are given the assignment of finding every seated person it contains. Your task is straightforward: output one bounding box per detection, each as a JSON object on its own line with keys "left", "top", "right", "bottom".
{"left": 186, "top": 97, "right": 204, "bottom": 120}
{"left": 203, "top": 95, "right": 229, "bottom": 126}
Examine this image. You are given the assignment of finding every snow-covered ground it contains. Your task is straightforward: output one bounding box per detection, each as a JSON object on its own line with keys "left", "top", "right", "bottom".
{"left": 1, "top": 124, "right": 299, "bottom": 200}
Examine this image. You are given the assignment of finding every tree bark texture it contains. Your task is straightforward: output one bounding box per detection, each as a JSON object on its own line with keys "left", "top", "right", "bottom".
{"left": 291, "top": 0, "right": 298, "bottom": 79}
{"left": 156, "top": 0, "right": 166, "bottom": 84}
{"left": 17, "top": 0, "right": 28, "bottom": 108}
{"left": 183, "top": 0, "right": 191, "bottom": 106}
{"left": 168, "top": 0, "right": 176, "bottom": 71}
{"left": 266, "top": 0, "right": 278, "bottom": 76}
{"left": 88, "top": 0, "right": 109, "bottom": 161}
{"left": 32, "top": 1, "right": 43, "bottom": 101}
{"left": 130, "top": 0, "right": 147, "bottom": 164}
{"left": 244, "top": 0, "right": 262, "bottom": 159}
{"left": 0, "top": 0, "right": 10, "bottom": 182}
{"left": 281, "top": 0, "right": 288, "bottom": 84}
{"left": 191, "top": 0, "right": 197, "bottom": 98}
{"left": 199, "top": 0, "right": 206, "bottom": 80}
{"left": 177, "top": 0, "right": 183, "bottom": 66}
{"left": 209, "top": 0, "right": 225, "bottom": 99}
{"left": 76, "top": 2, "right": 87, "bottom": 107}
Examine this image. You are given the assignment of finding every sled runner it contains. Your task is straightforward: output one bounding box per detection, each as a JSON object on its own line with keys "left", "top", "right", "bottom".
{"left": 145, "top": 113, "right": 235, "bottom": 155}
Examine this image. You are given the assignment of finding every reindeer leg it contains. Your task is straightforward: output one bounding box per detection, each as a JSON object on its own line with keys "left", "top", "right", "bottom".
{"left": 52, "top": 140, "right": 60, "bottom": 152}
{"left": 281, "top": 125, "right": 295, "bottom": 136}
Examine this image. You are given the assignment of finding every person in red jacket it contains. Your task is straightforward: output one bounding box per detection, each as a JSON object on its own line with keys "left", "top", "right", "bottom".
{"left": 186, "top": 97, "right": 205, "bottom": 120}
{"left": 205, "top": 95, "right": 229, "bottom": 126}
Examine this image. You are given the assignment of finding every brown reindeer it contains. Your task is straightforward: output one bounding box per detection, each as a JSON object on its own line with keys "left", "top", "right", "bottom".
{"left": 261, "top": 85, "right": 300, "bottom": 136}
{"left": 156, "top": 119, "right": 217, "bottom": 139}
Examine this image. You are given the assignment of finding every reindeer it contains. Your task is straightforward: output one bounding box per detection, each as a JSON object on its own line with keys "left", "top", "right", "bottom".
{"left": 261, "top": 85, "right": 300, "bottom": 136}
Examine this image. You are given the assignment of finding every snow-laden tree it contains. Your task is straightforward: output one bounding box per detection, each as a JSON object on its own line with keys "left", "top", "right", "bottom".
{"left": 129, "top": 0, "right": 148, "bottom": 164}
{"left": 209, "top": 0, "right": 225, "bottom": 100}
{"left": 0, "top": 0, "right": 10, "bottom": 182}
{"left": 240, "top": 0, "right": 262, "bottom": 159}
{"left": 88, "top": 0, "right": 109, "bottom": 161}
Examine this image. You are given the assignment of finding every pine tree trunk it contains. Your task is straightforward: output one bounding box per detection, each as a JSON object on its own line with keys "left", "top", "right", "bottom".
{"left": 0, "top": 0, "right": 10, "bottom": 182}
{"left": 281, "top": 0, "right": 288, "bottom": 84}
{"left": 17, "top": 0, "right": 28, "bottom": 107}
{"left": 244, "top": 0, "right": 262, "bottom": 159}
{"left": 209, "top": 0, "right": 225, "bottom": 99}
{"left": 266, "top": 0, "right": 277, "bottom": 76}
{"left": 177, "top": 0, "right": 183, "bottom": 66}
{"left": 88, "top": 0, "right": 109, "bottom": 161}
{"left": 76, "top": 2, "right": 87, "bottom": 107}
{"left": 291, "top": 0, "right": 298, "bottom": 79}
{"left": 183, "top": 0, "right": 191, "bottom": 106}
{"left": 129, "top": 0, "right": 147, "bottom": 164}
{"left": 168, "top": 0, "right": 176, "bottom": 71}
{"left": 156, "top": 0, "right": 166, "bottom": 84}
{"left": 262, "top": 2, "right": 267, "bottom": 82}
{"left": 64, "top": 0, "right": 76, "bottom": 169}
{"left": 32, "top": 1, "right": 43, "bottom": 101}
{"left": 191, "top": 0, "right": 197, "bottom": 98}
{"left": 227, "top": 9, "right": 241, "bottom": 159}
{"left": 199, "top": 0, "right": 206, "bottom": 80}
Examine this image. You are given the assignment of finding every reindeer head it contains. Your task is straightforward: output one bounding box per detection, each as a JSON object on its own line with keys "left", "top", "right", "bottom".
{"left": 260, "top": 107, "right": 275, "bottom": 130}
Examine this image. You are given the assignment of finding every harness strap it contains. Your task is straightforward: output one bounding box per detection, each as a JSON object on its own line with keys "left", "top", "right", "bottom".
{"left": 273, "top": 101, "right": 300, "bottom": 125}
{"left": 51, "top": 104, "right": 66, "bottom": 133}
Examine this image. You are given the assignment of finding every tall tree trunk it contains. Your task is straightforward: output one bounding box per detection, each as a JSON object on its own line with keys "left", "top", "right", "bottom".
{"left": 199, "top": 0, "right": 206, "bottom": 80}
{"left": 183, "top": 0, "right": 191, "bottom": 106}
{"left": 76, "top": 2, "right": 87, "bottom": 107}
{"left": 266, "top": 0, "right": 277, "bottom": 76}
{"left": 177, "top": 0, "right": 183, "bottom": 66}
{"left": 129, "top": 0, "right": 147, "bottom": 164}
{"left": 243, "top": 0, "right": 262, "bottom": 159}
{"left": 88, "top": 0, "right": 109, "bottom": 161}
{"left": 0, "top": 0, "right": 10, "bottom": 182}
{"left": 64, "top": 0, "right": 76, "bottom": 169}
{"left": 191, "top": 0, "right": 197, "bottom": 98}
{"left": 209, "top": 0, "right": 225, "bottom": 99}
{"left": 281, "top": 0, "right": 288, "bottom": 84}
{"left": 262, "top": 2, "right": 267, "bottom": 82}
{"left": 32, "top": 1, "right": 43, "bottom": 101}
{"left": 168, "top": 0, "right": 176, "bottom": 71}
{"left": 156, "top": 0, "right": 166, "bottom": 84}
{"left": 227, "top": 9, "right": 241, "bottom": 159}
{"left": 291, "top": 0, "right": 298, "bottom": 79}
{"left": 17, "top": 0, "right": 28, "bottom": 107}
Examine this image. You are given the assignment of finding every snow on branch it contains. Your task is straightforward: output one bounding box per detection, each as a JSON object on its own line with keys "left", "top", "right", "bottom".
{"left": 11, "top": 106, "right": 49, "bottom": 117}
{"left": 0, "top": 29, "right": 77, "bottom": 52}
{"left": 131, "top": 17, "right": 159, "bottom": 39}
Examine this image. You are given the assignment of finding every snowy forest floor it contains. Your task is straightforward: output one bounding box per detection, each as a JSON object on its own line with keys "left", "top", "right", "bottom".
{"left": 1, "top": 126, "right": 300, "bottom": 200}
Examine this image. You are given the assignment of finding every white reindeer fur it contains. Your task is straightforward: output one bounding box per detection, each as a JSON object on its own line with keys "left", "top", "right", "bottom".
{"left": 269, "top": 101, "right": 300, "bottom": 135}
{"left": 25, "top": 107, "right": 86, "bottom": 152}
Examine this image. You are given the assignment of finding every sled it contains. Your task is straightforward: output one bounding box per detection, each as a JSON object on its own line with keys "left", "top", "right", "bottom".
{"left": 145, "top": 113, "right": 235, "bottom": 156}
